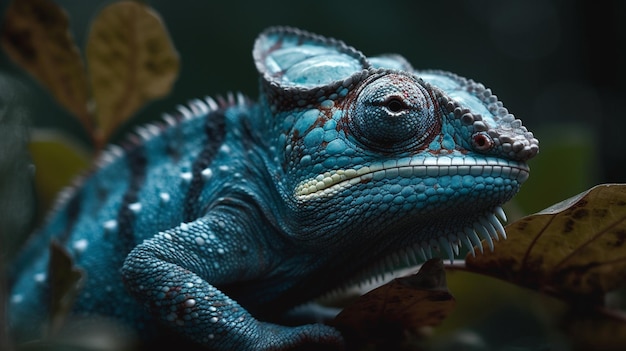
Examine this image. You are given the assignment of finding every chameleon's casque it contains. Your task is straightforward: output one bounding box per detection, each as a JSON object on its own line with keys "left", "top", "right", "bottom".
{"left": 10, "top": 27, "right": 538, "bottom": 350}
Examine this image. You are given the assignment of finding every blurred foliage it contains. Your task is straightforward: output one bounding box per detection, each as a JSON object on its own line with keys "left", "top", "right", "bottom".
{"left": 2, "top": 0, "right": 624, "bottom": 351}
{"left": 48, "top": 241, "right": 85, "bottom": 337}
{"left": 1, "top": 0, "right": 179, "bottom": 216}
{"left": 1, "top": 0, "right": 91, "bottom": 129}
{"left": 85, "top": 0, "right": 179, "bottom": 145}
{"left": 0, "top": 72, "right": 34, "bottom": 351}
{"left": 27, "top": 130, "right": 90, "bottom": 215}
{"left": 1, "top": 0, "right": 179, "bottom": 150}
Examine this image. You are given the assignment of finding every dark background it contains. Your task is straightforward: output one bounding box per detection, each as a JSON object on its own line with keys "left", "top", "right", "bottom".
{"left": 1, "top": 0, "right": 625, "bottom": 212}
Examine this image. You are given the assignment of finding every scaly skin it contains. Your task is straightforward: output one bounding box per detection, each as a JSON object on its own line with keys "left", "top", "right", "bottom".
{"left": 9, "top": 27, "right": 538, "bottom": 350}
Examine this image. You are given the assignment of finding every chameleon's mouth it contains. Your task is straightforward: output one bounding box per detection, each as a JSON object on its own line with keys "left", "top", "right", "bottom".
{"left": 294, "top": 156, "right": 529, "bottom": 201}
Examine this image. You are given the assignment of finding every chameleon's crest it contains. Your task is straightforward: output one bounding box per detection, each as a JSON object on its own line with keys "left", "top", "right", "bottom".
{"left": 254, "top": 26, "right": 371, "bottom": 111}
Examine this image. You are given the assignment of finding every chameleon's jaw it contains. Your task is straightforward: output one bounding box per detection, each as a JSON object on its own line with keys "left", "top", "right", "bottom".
{"left": 339, "top": 206, "right": 508, "bottom": 290}
{"left": 291, "top": 154, "right": 524, "bottom": 281}
{"left": 293, "top": 156, "right": 529, "bottom": 201}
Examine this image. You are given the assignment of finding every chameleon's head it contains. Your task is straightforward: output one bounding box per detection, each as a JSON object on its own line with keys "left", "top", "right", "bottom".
{"left": 254, "top": 27, "right": 538, "bottom": 262}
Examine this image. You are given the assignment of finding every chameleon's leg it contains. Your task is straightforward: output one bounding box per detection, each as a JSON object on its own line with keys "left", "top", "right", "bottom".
{"left": 121, "top": 214, "right": 344, "bottom": 350}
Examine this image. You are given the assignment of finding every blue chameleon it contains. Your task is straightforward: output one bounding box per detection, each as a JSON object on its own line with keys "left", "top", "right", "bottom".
{"left": 9, "top": 27, "right": 539, "bottom": 350}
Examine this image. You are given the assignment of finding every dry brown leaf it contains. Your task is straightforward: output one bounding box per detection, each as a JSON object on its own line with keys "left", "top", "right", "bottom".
{"left": 86, "top": 1, "right": 179, "bottom": 145}
{"left": 466, "top": 184, "right": 626, "bottom": 299}
{"left": 1, "top": 0, "right": 92, "bottom": 128}
{"left": 48, "top": 241, "right": 85, "bottom": 336}
{"left": 331, "top": 259, "right": 455, "bottom": 346}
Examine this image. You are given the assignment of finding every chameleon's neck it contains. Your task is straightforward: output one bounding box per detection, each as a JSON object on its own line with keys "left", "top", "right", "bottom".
{"left": 200, "top": 197, "right": 324, "bottom": 308}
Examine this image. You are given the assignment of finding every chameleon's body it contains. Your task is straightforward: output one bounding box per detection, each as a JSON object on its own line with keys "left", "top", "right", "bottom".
{"left": 9, "top": 27, "right": 538, "bottom": 350}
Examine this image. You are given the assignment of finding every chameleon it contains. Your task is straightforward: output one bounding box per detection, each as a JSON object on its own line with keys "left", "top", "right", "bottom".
{"left": 9, "top": 26, "right": 539, "bottom": 350}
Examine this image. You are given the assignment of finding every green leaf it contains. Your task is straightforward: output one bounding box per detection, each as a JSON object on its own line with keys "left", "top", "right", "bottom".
{"left": 466, "top": 184, "right": 626, "bottom": 300}
{"left": 28, "top": 129, "right": 91, "bottom": 214}
{"left": 86, "top": 1, "right": 180, "bottom": 146}
{"left": 0, "top": 0, "right": 92, "bottom": 130}
{"left": 331, "top": 258, "right": 455, "bottom": 348}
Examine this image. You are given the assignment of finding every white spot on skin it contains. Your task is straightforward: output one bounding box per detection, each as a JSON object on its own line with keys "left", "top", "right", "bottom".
{"left": 34, "top": 272, "right": 46, "bottom": 283}
{"left": 164, "top": 233, "right": 172, "bottom": 240}
{"left": 219, "top": 144, "right": 231, "bottom": 154}
{"left": 185, "top": 299, "right": 196, "bottom": 307}
{"left": 218, "top": 165, "right": 229, "bottom": 172}
{"left": 180, "top": 223, "right": 189, "bottom": 231}
{"left": 201, "top": 168, "right": 213, "bottom": 180}
{"left": 159, "top": 192, "right": 170, "bottom": 203}
{"left": 11, "top": 294, "right": 23, "bottom": 304}
{"left": 103, "top": 220, "right": 118, "bottom": 232}
{"left": 180, "top": 172, "right": 193, "bottom": 182}
{"left": 128, "top": 202, "right": 142, "bottom": 213}
{"left": 195, "top": 237, "right": 205, "bottom": 245}
{"left": 73, "top": 239, "right": 88, "bottom": 253}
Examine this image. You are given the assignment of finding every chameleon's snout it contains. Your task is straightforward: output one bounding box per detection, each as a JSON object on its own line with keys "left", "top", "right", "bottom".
{"left": 430, "top": 72, "right": 540, "bottom": 163}
{"left": 472, "top": 126, "right": 540, "bottom": 162}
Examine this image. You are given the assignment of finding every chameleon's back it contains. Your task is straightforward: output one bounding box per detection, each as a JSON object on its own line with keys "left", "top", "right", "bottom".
{"left": 9, "top": 95, "right": 253, "bottom": 340}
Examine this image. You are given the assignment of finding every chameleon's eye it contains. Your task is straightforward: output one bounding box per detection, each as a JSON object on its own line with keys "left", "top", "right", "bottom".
{"left": 384, "top": 97, "right": 408, "bottom": 114}
{"left": 349, "top": 73, "right": 440, "bottom": 152}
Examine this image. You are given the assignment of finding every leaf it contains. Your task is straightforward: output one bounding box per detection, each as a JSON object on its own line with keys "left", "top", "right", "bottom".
{"left": 560, "top": 308, "right": 626, "bottom": 350}
{"left": 0, "top": 0, "right": 92, "bottom": 129}
{"left": 466, "top": 184, "right": 626, "bottom": 300}
{"left": 28, "top": 129, "right": 91, "bottom": 215}
{"left": 331, "top": 258, "right": 455, "bottom": 347}
{"left": 48, "top": 240, "right": 85, "bottom": 336}
{"left": 86, "top": 1, "right": 180, "bottom": 146}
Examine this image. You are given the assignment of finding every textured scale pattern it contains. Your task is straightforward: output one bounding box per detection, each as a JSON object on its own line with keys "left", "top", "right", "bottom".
{"left": 9, "top": 27, "right": 539, "bottom": 350}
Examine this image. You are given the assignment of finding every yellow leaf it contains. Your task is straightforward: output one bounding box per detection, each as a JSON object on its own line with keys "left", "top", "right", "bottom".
{"left": 28, "top": 129, "right": 91, "bottom": 214}
{"left": 466, "top": 184, "right": 626, "bottom": 299}
{"left": 86, "top": 1, "right": 180, "bottom": 145}
{"left": 1, "top": 0, "right": 92, "bottom": 129}
{"left": 331, "top": 259, "right": 455, "bottom": 346}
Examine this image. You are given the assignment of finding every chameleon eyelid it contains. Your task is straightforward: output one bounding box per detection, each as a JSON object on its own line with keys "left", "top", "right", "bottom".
{"left": 383, "top": 96, "right": 409, "bottom": 114}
